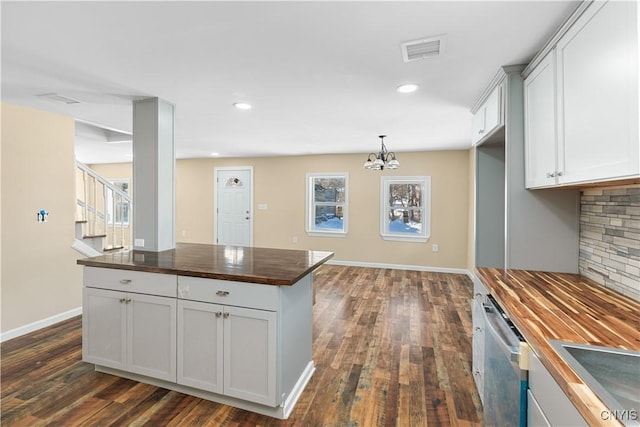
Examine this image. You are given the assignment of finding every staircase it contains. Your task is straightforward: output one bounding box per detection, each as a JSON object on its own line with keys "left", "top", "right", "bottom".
{"left": 73, "top": 161, "right": 132, "bottom": 257}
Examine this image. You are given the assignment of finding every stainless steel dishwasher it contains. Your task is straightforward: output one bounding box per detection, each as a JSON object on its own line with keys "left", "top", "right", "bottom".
{"left": 482, "top": 295, "right": 530, "bottom": 427}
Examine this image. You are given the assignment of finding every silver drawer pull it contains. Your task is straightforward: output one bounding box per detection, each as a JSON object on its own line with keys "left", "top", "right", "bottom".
{"left": 120, "top": 279, "right": 132, "bottom": 284}
{"left": 216, "top": 290, "right": 230, "bottom": 297}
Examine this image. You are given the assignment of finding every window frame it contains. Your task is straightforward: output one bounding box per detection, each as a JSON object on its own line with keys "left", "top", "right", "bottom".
{"left": 380, "top": 175, "right": 431, "bottom": 242}
{"left": 305, "top": 172, "right": 349, "bottom": 237}
{"left": 106, "top": 179, "right": 130, "bottom": 226}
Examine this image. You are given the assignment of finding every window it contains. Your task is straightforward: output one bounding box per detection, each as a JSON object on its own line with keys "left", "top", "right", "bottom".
{"left": 380, "top": 176, "right": 430, "bottom": 242}
{"left": 306, "top": 173, "right": 348, "bottom": 237}
{"left": 107, "top": 179, "right": 130, "bottom": 226}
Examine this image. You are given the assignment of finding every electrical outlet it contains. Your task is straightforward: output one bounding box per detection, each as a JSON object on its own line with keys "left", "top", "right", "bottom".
{"left": 258, "top": 203, "right": 268, "bottom": 210}
{"left": 432, "top": 244, "right": 439, "bottom": 252}
{"left": 135, "top": 238, "right": 145, "bottom": 247}
{"left": 292, "top": 236, "right": 298, "bottom": 244}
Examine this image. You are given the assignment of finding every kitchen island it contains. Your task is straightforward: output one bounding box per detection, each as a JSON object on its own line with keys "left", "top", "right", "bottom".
{"left": 77, "top": 243, "right": 334, "bottom": 419}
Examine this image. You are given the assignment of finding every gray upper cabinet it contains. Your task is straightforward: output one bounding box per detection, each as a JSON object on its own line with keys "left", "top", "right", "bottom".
{"left": 472, "top": 85, "right": 503, "bottom": 146}
{"left": 474, "top": 67, "right": 580, "bottom": 273}
{"left": 524, "top": 0, "right": 639, "bottom": 188}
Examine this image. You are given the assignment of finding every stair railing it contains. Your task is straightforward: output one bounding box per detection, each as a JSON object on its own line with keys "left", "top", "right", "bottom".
{"left": 76, "top": 161, "right": 133, "bottom": 252}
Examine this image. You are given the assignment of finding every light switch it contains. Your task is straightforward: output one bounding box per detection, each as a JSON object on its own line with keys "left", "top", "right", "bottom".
{"left": 258, "top": 204, "right": 268, "bottom": 210}
{"left": 135, "top": 238, "right": 145, "bottom": 247}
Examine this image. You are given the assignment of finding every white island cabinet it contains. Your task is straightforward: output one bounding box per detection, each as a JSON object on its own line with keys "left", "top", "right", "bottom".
{"left": 82, "top": 268, "right": 177, "bottom": 382}
{"left": 79, "top": 243, "right": 332, "bottom": 419}
{"left": 81, "top": 262, "right": 324, "bottom": 418}
{"left": 176, "top": 276, "right": 280, "bottom": 407}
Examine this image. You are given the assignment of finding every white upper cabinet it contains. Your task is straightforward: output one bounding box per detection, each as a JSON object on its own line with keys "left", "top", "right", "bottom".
{"left": 524, "top": 0, "right": 639, "bottom": 188}
{"left": 525, "top": 52, "right": 558, "bottom": 187}
{"left": 472, "top": 85, "right": 503, "bottom": 146}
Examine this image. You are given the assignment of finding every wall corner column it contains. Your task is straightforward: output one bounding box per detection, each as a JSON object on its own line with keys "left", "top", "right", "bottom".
{"left": 132, "top": 98, "right": 175, "bottom": 252}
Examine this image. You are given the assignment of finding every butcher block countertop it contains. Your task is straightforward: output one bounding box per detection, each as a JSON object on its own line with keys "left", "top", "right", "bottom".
{"left": 77, "top": 243, "right": 334, "bottom": 286}
{"left": 476, "top": 268, "right": 640, "bottom": 427}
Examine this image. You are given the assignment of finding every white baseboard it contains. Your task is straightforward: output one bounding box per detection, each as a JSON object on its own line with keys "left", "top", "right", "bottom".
{"left": 326, "top": 259, "right": 471, "bottom": 276}
{"left": 1, "top": 307, "right": 83, "bottom": 343}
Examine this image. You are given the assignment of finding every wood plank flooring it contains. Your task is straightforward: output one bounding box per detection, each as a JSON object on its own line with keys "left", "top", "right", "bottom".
{"left": 1, "top": 265, "right": 483, "bottom": 426}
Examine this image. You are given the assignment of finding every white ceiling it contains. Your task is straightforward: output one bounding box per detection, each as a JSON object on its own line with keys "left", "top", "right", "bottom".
{"left": 2, "top": 1, "right": 578, "bottom": 164}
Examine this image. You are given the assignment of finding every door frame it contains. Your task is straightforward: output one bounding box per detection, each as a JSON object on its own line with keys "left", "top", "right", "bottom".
{"left": 213, "top": 166, "right": 254, "bottom": 246}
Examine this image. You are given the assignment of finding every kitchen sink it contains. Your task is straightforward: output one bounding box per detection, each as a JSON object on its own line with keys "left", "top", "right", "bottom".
{"left": 550, "top": 340, "right": 640, "bottom": 426}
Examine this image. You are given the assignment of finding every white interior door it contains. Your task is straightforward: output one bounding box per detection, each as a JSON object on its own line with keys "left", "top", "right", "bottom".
{"left": 215, "top": 168, "right": 253, "bottom": 246}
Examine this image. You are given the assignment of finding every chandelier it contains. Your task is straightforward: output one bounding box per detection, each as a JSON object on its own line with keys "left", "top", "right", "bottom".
{"left": 363, "top": 135, "right": 399, "bottom": 170}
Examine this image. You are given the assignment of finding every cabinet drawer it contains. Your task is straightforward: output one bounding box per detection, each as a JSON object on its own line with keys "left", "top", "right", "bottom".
{"left": 528, "top": 350, "right": 586, "bottom": 426}
{"left": 178, "top": 276, "right": 279, "bottom": 311}
{"left": 528, "top": 389, "right": 551, "bottom": 427}
{"left": 83, "top": 267, "right": 177, "bottom": 297}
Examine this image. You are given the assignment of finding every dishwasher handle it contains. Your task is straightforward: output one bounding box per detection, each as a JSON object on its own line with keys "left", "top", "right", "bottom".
{"left": 483, "top": 301, "right": 521, "bottom": 364}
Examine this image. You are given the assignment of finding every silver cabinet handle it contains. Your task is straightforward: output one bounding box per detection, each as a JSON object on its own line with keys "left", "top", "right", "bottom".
{"left": 119, "top": 298, "right": 126, "bottom": 303}
{"left": 215, "top": 312, "right": 222, "bottom": 318}
{"left": 223, "top": 312, "right": 230, "bottom": 319}
{"left": 556, "top": 171, "right": 563, "bottom": 177}
{"left": 546, "top": 172, "right": 556, "bottom": 178}
{"left": 216, "top": 291, "right": 230, "bottom": 297}
{"left": 120, "top": 279, "right": 132, "bottom": 284}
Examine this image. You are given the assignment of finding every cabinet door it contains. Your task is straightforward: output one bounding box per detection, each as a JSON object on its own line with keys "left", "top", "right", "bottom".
{"left": 471, "top": 299, "right": 485, "bottom": 402}
{"left": 223, "top": 306, "right": 277, "bottom": 406}
{"left": 83, "top": 287, "right": 127, "bottom": 370}
{"left": 177, "top": 300, "right": 224, "bottom": 394}
{"left": 524, "top": 52, "right": 559, "bottom": 188}
{"left": 483, "top": 86, "right": 502, "bottom": 136}
{"left": 127, "top": 293, "right": 177, "bottom": 382}
{"left": 471, "top": 106, "right": 487, "bottom": 145}
{"left": 557, "top": 0, "right": 639, "bottom": 184}
{"left": 472, "top": 86, "right": 502, "bottom": 146}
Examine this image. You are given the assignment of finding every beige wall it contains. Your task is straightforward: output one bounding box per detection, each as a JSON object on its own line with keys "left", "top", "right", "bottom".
{"left": 94, "top": 149, "right": 470, "bottom": 270}
{"left": 467, "top": 146, "right": 476, "bottom": 272}
{"left": 1, "top": 104, "right": 83, "bottom": 333}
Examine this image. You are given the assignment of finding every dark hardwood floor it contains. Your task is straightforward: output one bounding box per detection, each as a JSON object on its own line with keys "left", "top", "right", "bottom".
{"left": 1, "top": 265, "right": 483, "bottom": 426}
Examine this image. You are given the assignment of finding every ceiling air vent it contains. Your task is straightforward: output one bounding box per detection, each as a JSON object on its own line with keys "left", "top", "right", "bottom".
{"left": 400, "top": 35, "right": 446, "bottom": 63}
{"left": 37, "top": 93, "right": 81, "bottom": 104}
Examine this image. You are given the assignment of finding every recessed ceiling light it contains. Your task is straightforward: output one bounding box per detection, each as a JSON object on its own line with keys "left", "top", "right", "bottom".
{"left": 233, "top": 102, "right": 252, "bottom": 110}
{"left": 396, "top": 83, "right": 419, "bottom": 93}
{"left": 211, "top": 152, "right": 220, "bottom": 156}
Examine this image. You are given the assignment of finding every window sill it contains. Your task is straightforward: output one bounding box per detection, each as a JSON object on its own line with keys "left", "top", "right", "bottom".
{"left": 306, "top": 231, "right": 347, "bottom": 238}
{"left": 380, "top": 234, "right": 429, "bottom": 243}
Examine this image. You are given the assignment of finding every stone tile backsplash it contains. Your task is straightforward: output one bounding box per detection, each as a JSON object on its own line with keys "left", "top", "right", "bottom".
{"left": 580, "top": 185, "right": 640, "bottom": 301}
